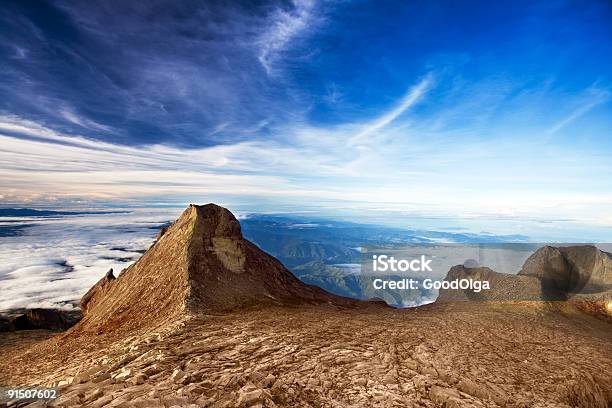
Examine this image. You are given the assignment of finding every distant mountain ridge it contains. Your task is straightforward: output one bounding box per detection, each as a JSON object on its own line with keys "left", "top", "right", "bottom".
{"left": 0, "top": 208, "right": 127, "bottom": 217}
{"left": 242, "top": 215, "right": 529, "bottom": 267}
{"left": 241, "top": 215, "right": 530, "bottom": 305}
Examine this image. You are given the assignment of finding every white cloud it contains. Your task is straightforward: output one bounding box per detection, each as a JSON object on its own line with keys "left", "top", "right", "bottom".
{"left": 258, "top": 0, "right": 317, "bottom": 75}
{"left": 12, "top": 45, "right": 28, "bottom": 60}
{"left": 59, "top": 108, "right": 115, "bottom": 133}
{"left": 350, "top": 74, "right": 433, "bottom": 145}
{"left": 2, "top": 73, "right": 612, "bottom": 232}
{"left": 546, "top": 86, "right": 610, "bottom": 135}
{"left": 0, "top": 210, "right": 176, "bottom": 311}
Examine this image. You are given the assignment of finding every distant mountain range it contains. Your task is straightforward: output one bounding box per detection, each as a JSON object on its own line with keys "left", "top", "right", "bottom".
{"left": 240, "top": 214, "right": 529, "bottom": 306}
{"left": 0, "top": 208, "right": 127, "bottom": 217}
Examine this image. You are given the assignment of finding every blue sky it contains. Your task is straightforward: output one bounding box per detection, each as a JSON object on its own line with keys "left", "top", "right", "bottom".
{"left": 1, "top": 0, "right": 611, "bottom": 238}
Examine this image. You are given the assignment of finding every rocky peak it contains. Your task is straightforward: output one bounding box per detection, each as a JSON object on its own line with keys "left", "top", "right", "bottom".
{"left": 189, "top": 203, "right": 242, "bottom": 240}
{"left": 74, "top": 204, "right": 356, "bottom": 334}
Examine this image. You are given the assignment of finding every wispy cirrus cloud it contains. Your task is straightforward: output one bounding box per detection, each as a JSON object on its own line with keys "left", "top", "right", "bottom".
{"left": 59, "top": 108, "right": 116, "bottom": 133}
{"left": 546, "top": 85, "right": 610, "bottom": 135}
{"left": 350, "top": 74, "right": 433, "bottom": 145}
{"left": 3, "top": 80, "right": 612, "bottom": 235}
{"left": 0, "top": 1, "right": 330, "bottom": 147}
{"left": 258, "top": 0, "right": 318, "bottom": 75}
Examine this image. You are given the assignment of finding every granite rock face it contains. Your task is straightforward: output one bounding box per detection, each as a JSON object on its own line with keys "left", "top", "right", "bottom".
{"left": 2, "top": 304, "right": 611, "bottom": 407}
{"left": 519, "top": 245, "right": 570, "bottom": 292}
{"left": 520, "top": 245, "right": 612, "bottom": 295}
{"left": 438, "top": 245, "right": 612, "bottom": 303}
{"left": 73, "top": 204, "right": 357, "bottom": 334}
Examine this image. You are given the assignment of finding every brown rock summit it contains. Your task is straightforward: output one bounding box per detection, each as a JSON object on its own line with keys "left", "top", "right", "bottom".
{"left": 520, "top": 245, "right": 612, "bottom": 295}
{"left": 76, "top": 204, "right": 356, "bottom": 333}
{"left": 437, "top": 245, "right": 612, "bottom": 307}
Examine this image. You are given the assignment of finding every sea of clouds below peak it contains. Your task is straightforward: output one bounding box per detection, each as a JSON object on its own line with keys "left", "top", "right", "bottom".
{"left": 0, "top": 210, "right": 180, "bottom": 311}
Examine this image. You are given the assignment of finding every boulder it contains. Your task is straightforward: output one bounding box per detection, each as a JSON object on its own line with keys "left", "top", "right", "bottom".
{"left": 558, "top": 245, "right": 611, "bottom": 293}
{"left": 520, "top": 245, "right": 612, "bottom": 295}
{"left": 520, "top": 245, "right": 569, "bottom": 292}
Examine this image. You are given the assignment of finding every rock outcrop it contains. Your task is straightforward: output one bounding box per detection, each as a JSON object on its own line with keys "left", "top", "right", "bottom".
{"left": 519, "top": 245, "right": 612, "bottom": 296}
{"left": 438, "top": 245, "right": 612, "bottom": 304}
{"left": 0, "top": 316, "right": 12, "bottom": 332}
{"left": 74, "top": 204, "right": 357, "bottom": 334}
{"left": 437, "top": 265, "right": 544, "bottom": 301}
{"left": 10, "top": 309, "right": 81, "bottom": 331}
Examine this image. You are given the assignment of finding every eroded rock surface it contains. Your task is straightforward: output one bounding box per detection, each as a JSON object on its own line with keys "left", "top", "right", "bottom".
{"left": 1, "top": 303, "right": 610, "bottom": 407}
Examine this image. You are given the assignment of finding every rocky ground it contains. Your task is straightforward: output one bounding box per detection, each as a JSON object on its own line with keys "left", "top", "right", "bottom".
{"left": 1, "top": 302, "right": 610, "bottom": 408}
